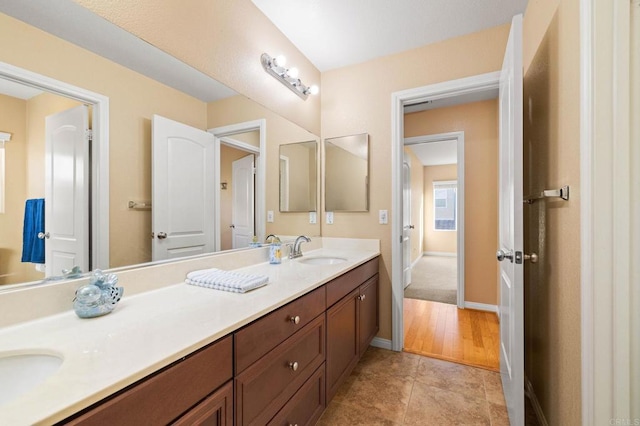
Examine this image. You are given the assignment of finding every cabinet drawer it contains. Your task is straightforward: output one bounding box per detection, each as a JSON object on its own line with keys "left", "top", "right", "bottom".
{"left": 66, "top": 335, "right": 233, "bottom": 425}
{"left": 326, "top": 257, "right": 379, "bottom": 307}
{"left": 235, "top": 315, "right": 326, "bottom": 426}
{"left": 268, "top": 364, "right": 325, "bottom": 426}
{"left": 235, "top": 286, "right": 325, "bottom": 373}
{"left": 172, "top": 380, "right": 233, "bottom": 426}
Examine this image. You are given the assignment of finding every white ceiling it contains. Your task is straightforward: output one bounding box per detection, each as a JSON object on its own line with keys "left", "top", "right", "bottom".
{"left": 0, "top": 78, "right": 42, "bottom": 99}
{"left": 252, "top": 0, "right": 528, "bottom": 71}
{"left": 407, "top": 140, "right": 457, "bottom": 166}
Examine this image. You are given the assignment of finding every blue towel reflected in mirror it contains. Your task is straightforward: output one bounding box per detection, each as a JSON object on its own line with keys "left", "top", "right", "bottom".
{"left": 21, "top": 198, "right": 45, "bottom": 264}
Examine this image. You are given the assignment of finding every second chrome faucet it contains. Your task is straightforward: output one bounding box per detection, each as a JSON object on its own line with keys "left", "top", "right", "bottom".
{"left": 289, "top": 236, "right": 311, "bottom": 259}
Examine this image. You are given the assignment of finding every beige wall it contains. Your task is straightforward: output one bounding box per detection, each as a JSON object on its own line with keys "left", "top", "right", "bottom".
{"left": 281, "top": 142, "right": 316, "bottom": 212}
{"left": 75, "top": 0, "right": 321, "bottom": 135}
{"left": 522, "top": 0, "right": 582, "bottom": 424}
{"left": 422, "top": 164, "right": 458, "bottom": 254}
{"left": 405, "top": 100, "right": 499, "bottom": 305}
{"left": 0, "top": 94, "right": 27, "bottom": 285}
{"left": 404, "top": 148, "right": 424, "bottom": 264}
{"left": 0, "top": 13, "right": 208, "bottom": 272}
{"left": 208, "top": 95, "right": 320, "bottom": 238}
{"left": 324, "top": 144, "right": 368, "bottom": 211}
{"left": 321, "top": 25, "right": 509, "bottom": 338}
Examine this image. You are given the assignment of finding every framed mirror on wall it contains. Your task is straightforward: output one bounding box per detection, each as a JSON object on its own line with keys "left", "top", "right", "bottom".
{"left": 324, "top": 133, "right": 369, "bottom": 212}
{"left": 0, "top": 9, "right": 321, "bottom": 289}
{"left": 279, "top": 140, "right": 318, "bottom": 212}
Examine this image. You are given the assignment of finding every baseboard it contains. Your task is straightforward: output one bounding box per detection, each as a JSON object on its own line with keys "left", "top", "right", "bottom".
{"left": 370, "top": 337, "right": 392, "bottom": 350}
{"left": 410, "top": 256, "right": 422, "bottom": 269}
{"left": 464, "top": 301, "right": 498, "bottom": 314}
{"left": 525, "top": 375, "right": 549, "bottom": 426}
{"left": 423, "top": 251, "right": 457, "bottom": 257}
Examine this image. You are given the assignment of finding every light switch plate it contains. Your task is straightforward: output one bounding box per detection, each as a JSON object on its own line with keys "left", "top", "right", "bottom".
{"left": 267, "top": 210, "right": 274, "bottom": 223}
{"left": 326, "top": 211, "right": 334, "bottom": 225}
{"left": 379, "top": 209, "right": 388, "bottom": 224}
{"left": 309, "top": 211, "right": 317, "bottom": 224}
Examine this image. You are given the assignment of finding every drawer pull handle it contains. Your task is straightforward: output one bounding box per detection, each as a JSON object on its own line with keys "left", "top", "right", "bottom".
{"left": 289, "top": 361, "right": 299, "bottom": 371}
{"left": 289, "top": 424, "right": 298, "bottom": 426}
{"left": 290, "top": 315, "right": 301, "bottom": 324}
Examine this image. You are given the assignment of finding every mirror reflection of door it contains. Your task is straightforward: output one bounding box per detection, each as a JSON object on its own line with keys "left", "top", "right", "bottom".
{"left": 231, "top": 154, "right": 255, "bottom": 249}
{"left": 45, "top": 105, "right": 90, "bottom": 277}
{"left": 152, "top": 115, "right": 215, "bottom": 261}
{"left": 402, "top": 160, "right": 412, "bottom": 289}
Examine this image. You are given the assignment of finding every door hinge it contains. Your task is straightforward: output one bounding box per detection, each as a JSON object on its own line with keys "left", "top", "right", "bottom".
{"left": 85, "top": 129, "right": 93, "bottom": 141}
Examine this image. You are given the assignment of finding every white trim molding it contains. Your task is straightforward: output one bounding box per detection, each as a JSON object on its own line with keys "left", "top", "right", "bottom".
{"left": 370, "top": 337, "right": 392, "bottom": 350}
{"left": 581, "top": 0, "right": 638, "bottom": 423}
{"left": 391, "top": 71, "right": 501, "bottom": 352}
{"left": 423, "top": 251, "right": 457, "bottom": 257}
{"left": 464, "top": 302, "right": 498, "bottom": 314}
{"left": 525, "top": 376, "right": 549, "bottom": 426}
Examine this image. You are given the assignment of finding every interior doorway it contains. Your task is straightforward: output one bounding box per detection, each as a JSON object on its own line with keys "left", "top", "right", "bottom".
{"left": 403, "top": 132, "right": 464, "bottom": 309}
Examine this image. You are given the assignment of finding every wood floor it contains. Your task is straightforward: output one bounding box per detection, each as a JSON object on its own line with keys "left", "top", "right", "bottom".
{"left": 403, "top": 298, "right": 500, "bottom": 371}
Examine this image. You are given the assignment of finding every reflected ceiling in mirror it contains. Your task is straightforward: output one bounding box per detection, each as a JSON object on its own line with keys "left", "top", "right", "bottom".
{"left": 279, "top": 141, "right": 318, "bottom": 212}
{"left": 324, "top": 133, "right": 369, "bottom": 212}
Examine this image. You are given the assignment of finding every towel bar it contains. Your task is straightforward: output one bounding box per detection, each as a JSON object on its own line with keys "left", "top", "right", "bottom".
{"left": 524, "top": 185, "right": 570, "bottom": 204}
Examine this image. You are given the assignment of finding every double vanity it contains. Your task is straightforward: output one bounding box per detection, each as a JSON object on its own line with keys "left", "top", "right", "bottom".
{"left": 0, "top": 238, "right": 380, "bottom": 425}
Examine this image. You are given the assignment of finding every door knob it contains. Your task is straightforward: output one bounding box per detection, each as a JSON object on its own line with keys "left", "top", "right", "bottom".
{"left": 408, "top": 225, "right": 415, "bottom": 229}
{"left": 496, "top": 249, "right": 513, "bottom": 262}
{"left": 37, "top": 232, "right": 50, "bottom": 239}
{"left": 524, "top": 253, "right": 539, "bottom": 263}
{"left": 230, "top": 224, "right": 235, "bottom": 229}
{"left": 157, "top": 232, "right": 167, "bottom": 240}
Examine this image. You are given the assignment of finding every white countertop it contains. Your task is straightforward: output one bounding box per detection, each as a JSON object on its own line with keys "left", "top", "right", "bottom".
{"left": 0, "top": 247, "right": 379, "bottom": 425}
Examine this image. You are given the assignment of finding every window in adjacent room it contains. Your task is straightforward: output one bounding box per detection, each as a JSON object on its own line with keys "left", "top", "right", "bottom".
{"left": 433, "top": 180, "right": 457, "bottom": 231}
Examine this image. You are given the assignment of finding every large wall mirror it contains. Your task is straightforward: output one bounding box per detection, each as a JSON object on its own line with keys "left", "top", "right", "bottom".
{"left": 0, "top": 8, "right": 320, "bottom": 288}
{"left": 324, "top": 133, "right": 369, "bottom": 212}
{"left": 279, "top": 141, "right": 318, "bottom": 212}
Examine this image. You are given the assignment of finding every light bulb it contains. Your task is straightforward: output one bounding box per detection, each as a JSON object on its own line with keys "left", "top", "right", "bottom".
{"left": 287, "top": 67, "right": 299, "bottom": 79}
{"left": 309, "top": 85, "right": 319, "bottom": 95}
{"left": 275, "top": 55, "right": 287, "bottom": 67}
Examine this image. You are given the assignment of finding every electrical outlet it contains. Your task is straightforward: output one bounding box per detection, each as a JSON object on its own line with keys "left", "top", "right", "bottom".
{"left": 267, "top": 210, "right": 274, "bottom": 223}
{"left": 379, "top": 209, "right": 388, "bottom": 224}
{"left": 326, "top": 211, "right": 334, "bottom": 225}
{"left": 309, "top": 211, "right": 317, "bottom": 224}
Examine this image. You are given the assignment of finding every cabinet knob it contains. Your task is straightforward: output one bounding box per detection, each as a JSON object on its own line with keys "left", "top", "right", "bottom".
{"left": 358, "top": 294, "right": 366, "bottom": 301}
{"left": 288, "top": 424, "right": 298, "bottom": 426}
{"left": 290, "top": 315, "right": 301, "bottom": 324}
{"left": 288, "top": 361, "right": 299, "bottom": 371}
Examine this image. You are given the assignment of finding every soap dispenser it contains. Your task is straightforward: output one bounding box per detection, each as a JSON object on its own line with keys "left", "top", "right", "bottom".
{"left": 268, "top": 235, "right": 282, "bottom": 264}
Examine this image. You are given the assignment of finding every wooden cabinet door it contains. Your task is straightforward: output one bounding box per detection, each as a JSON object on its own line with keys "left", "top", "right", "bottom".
{"left": 172, "top": 381, "right": 233, "bottom": 426}
{"left": 358, "top": 275, "right": 379, "bottom": 357}
{"left": 325, "top": 288, "right": 359, "bottom": 402}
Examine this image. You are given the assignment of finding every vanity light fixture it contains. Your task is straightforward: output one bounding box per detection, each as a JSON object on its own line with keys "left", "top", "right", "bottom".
{"left": 261, "top": 53, "right": 319, "bottom": 100}
{"left": 0, "top": 132, "right": 11, "bottom": 143}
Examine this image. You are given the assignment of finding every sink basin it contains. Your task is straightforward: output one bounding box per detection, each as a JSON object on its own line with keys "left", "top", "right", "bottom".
{"left": 299, "top": 256, "right": 348, "bottom": 265}
{"left": 0, "top": 353, "right": 63, "bottom": 406}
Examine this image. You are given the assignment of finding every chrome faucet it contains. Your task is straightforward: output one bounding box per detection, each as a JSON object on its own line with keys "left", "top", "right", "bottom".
{"left": 265, "top": 234, "right": 278, "bottom": 243}
{"left": 290, "top": 235, "right": 311, "bottom": 259}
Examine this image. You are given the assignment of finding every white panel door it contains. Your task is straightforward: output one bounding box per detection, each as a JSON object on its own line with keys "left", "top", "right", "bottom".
{"left": 497, "top": 14, "right": 524, "bottom": 425}
{"left": 402, "top": 160, "right": 412, "bottom": 288}
{"left": 45, "top": 105, "right": 89, "bottom": 277}
{"left": 231, "top": 154, "right": 255, "bottom": 249}
{"left": 152, "top": 115, "right": 215, "bottom": 261}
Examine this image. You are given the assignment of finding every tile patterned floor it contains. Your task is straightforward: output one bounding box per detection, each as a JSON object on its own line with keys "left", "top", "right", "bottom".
{"left": 317, "top": 347, "right": 515, "bottom": 425}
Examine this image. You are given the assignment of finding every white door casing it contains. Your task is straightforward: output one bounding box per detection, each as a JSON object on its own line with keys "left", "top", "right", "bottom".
{"left": 402, "top": 160, "right": 412, "bottom": 288}
{"left": 497, "top": 14, "right": 524, "bottom": 425}
{"left": 45, "top": 105, "right": 90, "bottom": 276}
{"left": 232, "top": 154, "right": 255, "bottom": 249}
{"left": 152, "top": 115, "right": 215, "bottom": 261}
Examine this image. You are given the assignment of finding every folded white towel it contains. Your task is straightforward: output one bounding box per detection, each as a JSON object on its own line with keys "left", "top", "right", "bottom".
{"left": 186, "top": 268, "right": 269, "bottom": 293}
